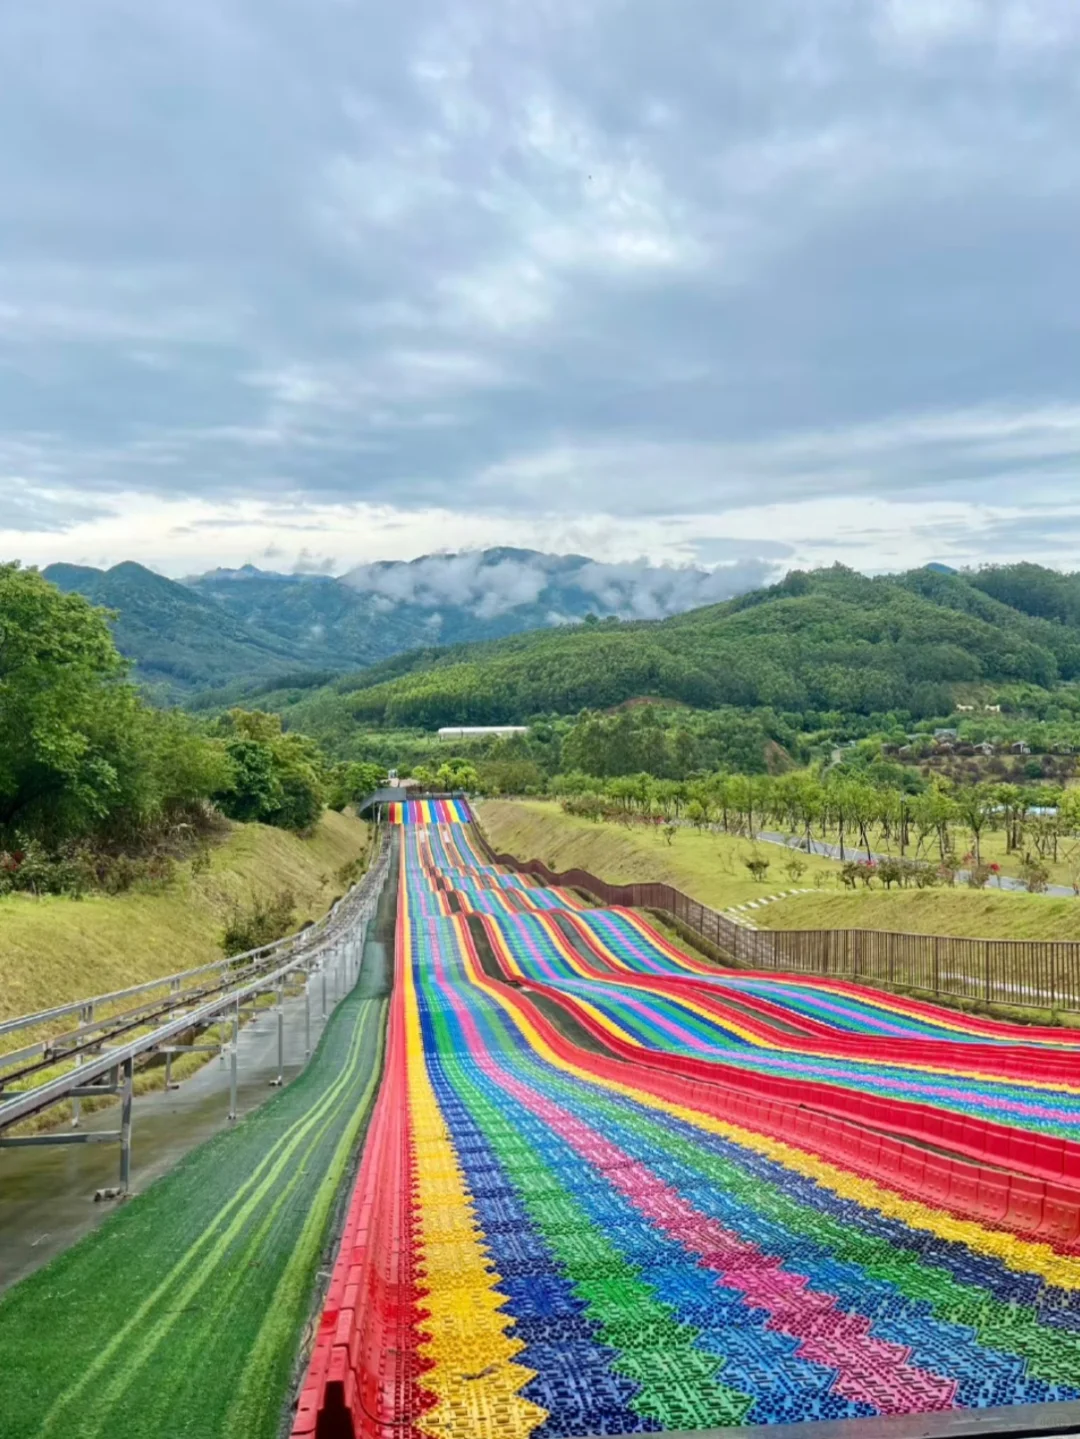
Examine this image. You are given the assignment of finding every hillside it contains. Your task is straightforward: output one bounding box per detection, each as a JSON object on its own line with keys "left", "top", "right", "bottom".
{"left": 261, "top": 564, "right": 1080, "bottom": 734}
{"left": 475, "top": 799, "right": 841, "bottom": 911}
{"left": 42, "top": 562, "right": 321, "bottom": 695}
{"left": 758, "top": 888, "right": 1080, "bottom": 944}
{"left": 42, "top": 549, "right": 745, "bottom": 697}
{"left": 478, "top": 801, "right": 1080, "bottom": 947}
{"left": 0, "top": 810, "right": 367, "bottom": 1021}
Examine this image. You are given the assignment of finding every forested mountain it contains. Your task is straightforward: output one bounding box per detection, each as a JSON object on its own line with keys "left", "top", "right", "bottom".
{"left": 42, "top": 549, "right": 745, "bottom": 696}
{"left": 43, "top": 562, "right": 317, "bottom": 695}
{"left": 258, "top": 564, "right": 1080, "bottom": 734}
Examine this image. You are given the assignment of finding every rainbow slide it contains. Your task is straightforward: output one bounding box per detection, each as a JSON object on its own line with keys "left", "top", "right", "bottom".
{"left": 386, "top": 797, "right": 473, "bottom": 825}
{"left": 294, "top": 816, "right": 1080, "bottom": 1438}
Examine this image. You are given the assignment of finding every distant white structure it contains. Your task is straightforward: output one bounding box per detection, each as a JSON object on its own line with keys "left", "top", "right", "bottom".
{"left": 437, "top": 726, "right": 529, "bottom": 741}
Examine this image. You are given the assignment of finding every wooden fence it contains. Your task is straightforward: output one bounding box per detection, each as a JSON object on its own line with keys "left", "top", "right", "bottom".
{"left": 472, "top": 829, "right": 1080, "bottom": 1013}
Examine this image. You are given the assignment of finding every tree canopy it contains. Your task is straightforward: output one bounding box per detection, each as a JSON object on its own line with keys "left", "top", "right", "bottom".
{"left": 0, "top": 564, "right": 232, "bottom": 849}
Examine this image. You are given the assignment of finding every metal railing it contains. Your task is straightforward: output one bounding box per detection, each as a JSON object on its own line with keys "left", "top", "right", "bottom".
{"left": 472, "top": 826, "right": 1080, "bottom": 1013}
{"left": 0, "top": 829, "right": 391, "bottom": 1190}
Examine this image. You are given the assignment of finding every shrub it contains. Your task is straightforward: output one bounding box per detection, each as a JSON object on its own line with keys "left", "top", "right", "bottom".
{"left": 877, "top": 857, "right": 903, "bottom": 889}
{"left": 841, "top": 859, "right": 877, "bottom": 888}
{"left": 222, "top": 889, "right": 297, "bottom": 956}
{"left": 0, "top": 841, "right": 87, "bottom": 897}
{"left": 1020, "top": 856, "right": 1050, "bottom": 894}
{"left": 744, "top": 856, "right": 770, "bottom": 882}
{"left": 560, "top": 794, "right": 607, "bottom": 822}
{"left": 783, "top": 856, "right": 807, "bottom": 883}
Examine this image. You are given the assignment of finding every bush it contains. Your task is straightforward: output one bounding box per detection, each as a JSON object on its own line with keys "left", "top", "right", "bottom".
{"left": 783, "top": 855, "right": 807, "bottom": 883}
{"left": 744, "top": 856, "right": 770, "bottom": 882}
{"left": 213, "top": 711, "right": 324, "bottom": 833}
{"left": 841, "top": 859, "right": 877, "bottom": 888}
{"left": 222, "top": 889, "right": 297, "bottom": 956}
{"left": 877, "top": 857, "right": 903, "bottom": 889}
{"left": 561, "top": 794, "right": 608, "bottom": 822}
{"left": 1020, "top": 856, "right": 1051, "bottom": 893}
{"left": 0, "top": 842, "right": 87, "bottom": 897}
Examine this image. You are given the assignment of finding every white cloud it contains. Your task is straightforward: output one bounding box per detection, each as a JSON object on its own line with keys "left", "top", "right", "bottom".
{"left": 878, "top": 0, "right": 985, "bottom": 49}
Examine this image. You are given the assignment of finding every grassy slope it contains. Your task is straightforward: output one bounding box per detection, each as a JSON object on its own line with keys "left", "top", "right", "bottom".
{"left": 478, "top": 800, "right": 1080, "bottom": 943}
{"left": 476, "top": 800, "right": 841, "bottom": 912}
{"left": 0, "top": 811, "right": 368, "bottom": 1023}
{"left": 0, "top": 944, "right": 388, "bottom": 1439}
{"left": 759, "top": 888, "right": 1080, "bottom": 941}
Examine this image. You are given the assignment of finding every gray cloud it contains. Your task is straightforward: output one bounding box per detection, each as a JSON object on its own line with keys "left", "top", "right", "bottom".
{"left": 689, "top": 537, "right": 795, "bottom": 563}
{"left": 2, "top": 0, "right": 1080, "bottom": 556}
{"left": 291, "top": 547, "right": 338, "bottom": 574}
{"left": 0, "top": 475, "right": 108, "bottom": 532}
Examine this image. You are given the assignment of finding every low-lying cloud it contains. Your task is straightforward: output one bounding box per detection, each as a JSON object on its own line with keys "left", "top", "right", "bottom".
{"left": 342, "top": 548, "right": 775, "bottom": 620}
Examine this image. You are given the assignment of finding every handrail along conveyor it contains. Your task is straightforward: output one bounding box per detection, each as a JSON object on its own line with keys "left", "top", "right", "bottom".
{"left": 0, "top": 828, "right": 391, "bottom": 1193}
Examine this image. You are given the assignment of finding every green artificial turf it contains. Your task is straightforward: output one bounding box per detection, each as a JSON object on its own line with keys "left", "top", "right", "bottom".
{"left": 0, "top": 951, "right": 388, "bottom": 1439}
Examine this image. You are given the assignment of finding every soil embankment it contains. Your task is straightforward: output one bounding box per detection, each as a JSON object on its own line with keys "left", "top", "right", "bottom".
{"left": 0, "top": 811, "right": 369, "bottom": 1023}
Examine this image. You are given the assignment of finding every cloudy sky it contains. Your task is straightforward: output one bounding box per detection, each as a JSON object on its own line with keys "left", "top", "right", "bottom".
{"left": 3, "top": 0, "right": 1080, "bottom": 582}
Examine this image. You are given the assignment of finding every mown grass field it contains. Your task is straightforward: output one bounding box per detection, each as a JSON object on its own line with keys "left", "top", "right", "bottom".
{"left": 476, "top": 799, "right": 840, "bottom": 911}
{"left": 0, "top": 810, "right": 369, "bottom": 1024}
{"left": 758, "top": 887, "right": 1080, "bottom": 941}
{"left": 0, "top": 941, "right": 389, "bottom": 1439}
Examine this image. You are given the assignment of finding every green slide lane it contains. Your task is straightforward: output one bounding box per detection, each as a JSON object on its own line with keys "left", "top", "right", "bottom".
{"left": 0, "top": 951, "right": 388, "bottom": 1439}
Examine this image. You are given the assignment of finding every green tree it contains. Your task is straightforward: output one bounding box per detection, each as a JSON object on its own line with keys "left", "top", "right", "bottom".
{"left": 0, "top": 564, "right": 129, "bottom": 846}
{"left": 212, "top": 710, "right": 325, "bottom": 832}
{"left": 0, "top": 565, "right": 232, "bottom": 850}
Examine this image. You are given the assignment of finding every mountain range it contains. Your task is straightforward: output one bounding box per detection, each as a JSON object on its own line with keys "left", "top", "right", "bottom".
{"left": 253, "top": 561, "right": 1080, "bottom": 748}
{"left": 42, "top": 549, "right": 756, "bottom": 697}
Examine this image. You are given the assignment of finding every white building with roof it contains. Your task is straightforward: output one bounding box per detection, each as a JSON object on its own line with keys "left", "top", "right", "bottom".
{"left": 437, "top": 726, "right": 529, "bottom": 741}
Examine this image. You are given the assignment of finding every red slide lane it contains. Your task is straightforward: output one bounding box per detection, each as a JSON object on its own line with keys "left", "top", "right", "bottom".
{"left": 292, "top": 914, "right": 429, "bottom": 1439}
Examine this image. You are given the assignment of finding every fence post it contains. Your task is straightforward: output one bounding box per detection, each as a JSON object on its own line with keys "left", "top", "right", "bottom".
{"left": 119, "top": 1057, "right": 134, "bottom": 1193}
{"left": 984, "top": 940, "right": 991, "bottom": 1004}
{"left": 1049, "top": 942, "right": 1057, "bottom": 1010}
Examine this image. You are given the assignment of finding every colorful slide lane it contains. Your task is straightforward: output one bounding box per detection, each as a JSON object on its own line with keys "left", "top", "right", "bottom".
{"left": 387, "top": 797, "right": 473, "bottom": 825}
{"left": 295, "top": 819, "right": 1080, "bottom": 1439}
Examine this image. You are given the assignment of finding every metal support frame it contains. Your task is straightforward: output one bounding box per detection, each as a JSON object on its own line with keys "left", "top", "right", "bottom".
{"left": 119, "top": 1057, "right": 133, "bottom": 1192}
{"left": 271, "top": 980, "right": 284, "bottom": 1087}
{"left": 305, "top": 979, "right": 312, "bottom": 1058}
{"left": 228, "top": 996, "right": 239, "bottom": 1121}
{"left": 0, "top": 837, "right": 391, "bottom": 1195}
{"left": 71, "top": 1001, "right": 92, "bottom": 1128}
{"left": 0, "top": 1130, "right": 123, "bottom": 1149}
